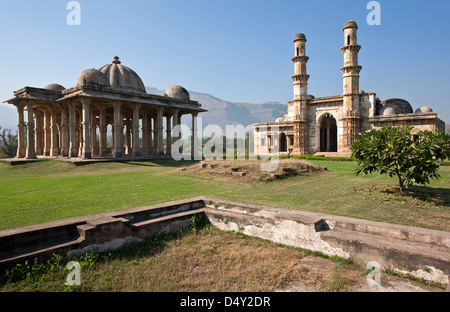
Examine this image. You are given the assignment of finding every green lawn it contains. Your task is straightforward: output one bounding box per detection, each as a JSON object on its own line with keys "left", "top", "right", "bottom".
{"left": 0, "top": 159, "right": 448, "bottom": 232}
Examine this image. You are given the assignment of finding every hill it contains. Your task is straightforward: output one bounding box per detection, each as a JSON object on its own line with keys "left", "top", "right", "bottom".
{"left": 146, "top": 86, "right": 286, "bottom": 129}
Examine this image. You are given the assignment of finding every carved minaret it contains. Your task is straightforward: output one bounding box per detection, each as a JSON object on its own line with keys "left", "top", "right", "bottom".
{"left": 340, "top": 20, "right": 362, "bottom": 153}
{"left": 292, "top": 33, "right": 310, "bottom": 154}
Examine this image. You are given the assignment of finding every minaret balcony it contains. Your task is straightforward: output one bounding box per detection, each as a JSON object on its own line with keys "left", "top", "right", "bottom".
{"left": 340, "top": 44, "right": 361, "bottom": 54}
{"left": 291, "top": 74, "right": 310, "bottom": 82}
{"left": 340, "top": 65, "right": 362, "bottom": 75}
{"left": 291, "top": 56, "right": 309, "bottom": 63}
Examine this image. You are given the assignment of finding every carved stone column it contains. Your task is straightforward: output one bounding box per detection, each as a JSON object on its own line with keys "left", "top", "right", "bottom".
{"left": 60, "top": 104, "right": 69, "bottom": 157}
{"left": 50, "top": 109, "right": 59, "bottom": 156}
{"left": 141, "top": 109, "right": 148, "bottom": 156}
{"left": 165, "top": 113, "right": 172, "bottom": 156}
{"left": 113, "top": 102, "right": 123, "bottom": 158}
{"left": 68, "top": 103, "right": 78, "bottom": 157}
{"left": 98, "top": 106, "right": 107, "bottom": 157}
{"left": 155, "top": 107, "right": 164, "bottom": 156}
{"left": 132, "top": 104, "right": 141, "bottom": 157}
{"left": 25, "top": 101, "right": 37, "bottom": 159}
{"left": 43, "top": 110, "right": 51, "bottom": 156}
{"left": 191, "top": 111, "right": 200, "bottom": 160}
{"left": 81, "top": 99, "right": 91, "bottom": 159}
{"left": 15, "top": 103, "right": 26, "bottom": 158}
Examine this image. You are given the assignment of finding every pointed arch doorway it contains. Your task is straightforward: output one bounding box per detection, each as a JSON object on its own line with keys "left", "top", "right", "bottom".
{"left": 319, "top": 114, "right": 337, "bottom": 152}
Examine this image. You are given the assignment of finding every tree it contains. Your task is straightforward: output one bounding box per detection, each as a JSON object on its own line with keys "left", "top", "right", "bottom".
{"left": 0, "top": 127, "right": 18, "bottom": 158}
{"left": 351, "top": 125, "right": 450, "bottom": 193}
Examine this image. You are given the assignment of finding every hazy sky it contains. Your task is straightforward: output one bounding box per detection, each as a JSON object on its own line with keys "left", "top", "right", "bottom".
{"left": 0, "top": 0, "right": 449, "bottom": 124}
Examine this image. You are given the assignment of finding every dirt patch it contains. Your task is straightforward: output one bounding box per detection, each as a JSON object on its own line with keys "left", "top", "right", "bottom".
{"left": 178, "top": 159, "right": 326, "bottom": 182}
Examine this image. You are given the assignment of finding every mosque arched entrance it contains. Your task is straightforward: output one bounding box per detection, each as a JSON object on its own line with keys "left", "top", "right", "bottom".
{"left": 319, "top": 114, "right": 337, "bottom": 152}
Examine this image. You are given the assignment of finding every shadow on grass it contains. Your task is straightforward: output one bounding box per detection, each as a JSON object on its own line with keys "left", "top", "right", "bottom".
{"left": 382, "top": 186, "right": 450, "bottom": 207}
{"left": 122, "top": 159, "right": 200, "bottom": 168}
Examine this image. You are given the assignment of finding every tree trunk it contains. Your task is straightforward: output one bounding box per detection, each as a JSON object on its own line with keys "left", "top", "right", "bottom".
{"left": 395, "top": 169, "right": 405, "bottom": 193}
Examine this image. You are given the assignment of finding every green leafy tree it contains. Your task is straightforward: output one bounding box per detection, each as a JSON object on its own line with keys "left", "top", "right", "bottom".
{"left": 0, "top": 127, "right": 18, "bottom": 158}
{"left": 351, "top": 125, "right": 450, "bottom": 193}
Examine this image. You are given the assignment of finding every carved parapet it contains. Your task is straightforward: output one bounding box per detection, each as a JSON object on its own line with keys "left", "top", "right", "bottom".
{"left": 340, "top": 44, "right": 361, "bottom": 54}
{"left": 340, "top": 65, "right": 362, "bottom": 75}
{"left": 291, "top": 56, "right": 309, "bottom": 63}
{"left": 291, "top": 74, "right": 310, "bottom": 83}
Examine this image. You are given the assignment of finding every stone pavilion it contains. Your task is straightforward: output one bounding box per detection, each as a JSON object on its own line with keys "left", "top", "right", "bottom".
{"left": 5, "top": 56, "right": 206, "bottom": 159}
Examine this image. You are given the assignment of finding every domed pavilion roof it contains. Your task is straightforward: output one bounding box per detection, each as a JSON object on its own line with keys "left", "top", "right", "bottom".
{"left": 164, "top": 85, "right": 190, "bottom": 101}
{"left": 43, "top": 83, "right": 66, "bottom": 92}
{"left": 76, "top": 68, "right": 110, "bottom": 88}
{"left": 97, "top": 56, "right": 146, "bottom": 93}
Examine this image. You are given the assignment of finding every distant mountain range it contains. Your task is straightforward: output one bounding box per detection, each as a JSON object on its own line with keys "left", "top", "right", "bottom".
{"left": 2, "top": 87, "right": 449, "bottom": 135}
{"left": 0, "top": 87, "right": 287, "bottom": 132}
{"left": 146, "top": 86, "right": 286, "bottom": 129}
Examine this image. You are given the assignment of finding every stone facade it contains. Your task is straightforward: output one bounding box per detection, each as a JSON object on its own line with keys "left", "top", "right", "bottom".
{"left": 254, "top": 21, "right": 445, "bottom": 156}
{"left": 5, "top": 56, "right": 206, "bottom": 160}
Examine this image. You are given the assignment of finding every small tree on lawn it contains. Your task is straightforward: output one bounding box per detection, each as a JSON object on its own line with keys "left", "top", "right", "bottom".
{"left": 351, "top": 125, "right": 450, "bottom": 193}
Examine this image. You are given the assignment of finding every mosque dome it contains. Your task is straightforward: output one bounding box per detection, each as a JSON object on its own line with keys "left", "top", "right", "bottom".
{"left": 97, "top": 56, "right": 146, "bottom": 93}
{"left": 43, "top": 83, "right": 66, "bottom": 92}
{"left": 164, "top": 85, "right": 190, "bottom": 101}
{"left": 415, "top": 106, "right": 433, "bottom": 114}
{"left": 382, "top": 107, "right": 396, "bottom": 116}
{"left": 76, "top": 68, "right": 110, "bottom": 88}
{"left": 378, "top": 98, "right": 413, "bottom": 115}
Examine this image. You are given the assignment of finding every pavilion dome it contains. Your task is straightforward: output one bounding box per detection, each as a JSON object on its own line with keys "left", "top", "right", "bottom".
{"left": 164, "top": 85, "right": 190, "bottom": 101}
{"left": 97, "top": 56, "right": 146, "bottom": 93}
{"left": 43, "top": 83, "right": 66, "bottom": 92}
{"left": 76, "top": 68, "right": 110, "bottom": 88}
{"left": 378, "top": 98, "right": 413, "bottom": 115}
{"left": 415, "top": 106, "right": 433, "bottom": 114}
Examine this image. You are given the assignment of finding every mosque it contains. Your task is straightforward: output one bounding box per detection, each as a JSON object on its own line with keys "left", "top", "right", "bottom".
{"left": 253, "top": 20, "right": 445, "bottom": 156}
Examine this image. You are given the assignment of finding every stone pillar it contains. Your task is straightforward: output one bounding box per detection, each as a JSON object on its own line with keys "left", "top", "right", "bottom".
{"left": 141, "top": 109, "right": 148, "bottom": 156}
{"left": 25, "top": 102, "right": 37, "bottom": 159}
{"left": 43, "top": 110, "right": 51, "bottom": 156}
{"left": 81, "top": 99, "right": 91, "bottom": 159}
{"left": 113, "top": 102, "right": 123, "bottom": 158}
{"left": 148, "top": 116, "right": 153, "bottom": 155}
{"left": 125, "top": 116, "right": 132, "bottom": 155}
{"left": 191, "top": 112, "right": 200, "bottom": 160}
{"left": 172, "top": 109, "right": 180, "bottom": 142}
{"left": 165, "top": 113, "right": 172, "bottom": 156}
{"left": 326, "top": 118, "right": 331, "bottom": 152}
{"left": 50, "top": 109, "right": 59, "bottom": 156}
{"left": 155, "top": 108, "right": 164, "bottom": 156}
{"left": 99, "top": 107, "right": 107, "bottom": 157}
{"left": 60, "top": 105, "right": 69, "bottom": 157}
{"left": 132, "top": 104, "right": 141, "bottom": 157}
{"left": 15, "top": 103, "right": 26, "bottom": 158}
{"left": 90, "top": 110, "right": 97, "bottom": 157}
{"left": 34, "top": 110, "right": 44, "bottom": 156}
{"left": 68, "top": 103, "right": 78, "bottom": 157}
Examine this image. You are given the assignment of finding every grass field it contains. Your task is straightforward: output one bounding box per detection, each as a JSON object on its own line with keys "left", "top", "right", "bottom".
{"left": 0, "top": 158, "right": 448, "bottom": 292}
{"left": 0, "top": 158, "right": 449, "bottom": 232}
{"left": 0, "top": 160, "right": 450, "bottom": 231}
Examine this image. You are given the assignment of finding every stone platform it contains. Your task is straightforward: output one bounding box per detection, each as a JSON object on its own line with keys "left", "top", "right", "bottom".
{"left": 0, "top": 197, "right": 448, "bottom": 286}
{"left": 0, "top": 155, "right": 173, "bottom": 166}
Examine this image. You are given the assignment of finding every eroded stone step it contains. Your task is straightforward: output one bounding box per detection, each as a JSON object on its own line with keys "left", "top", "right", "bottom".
{"left": 320, "top": 228, "right": 450, "bottom": 276}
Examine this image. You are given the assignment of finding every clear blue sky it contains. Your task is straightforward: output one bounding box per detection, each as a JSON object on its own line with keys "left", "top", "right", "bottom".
{"left": 0, "top": 0, "right": 449, "bottom": 124}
